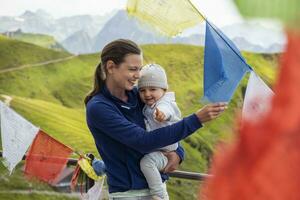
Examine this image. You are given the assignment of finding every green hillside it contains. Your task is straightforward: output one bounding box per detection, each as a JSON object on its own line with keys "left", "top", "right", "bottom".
{"left": 0, "top": 35, "right": 71, "bottom": 71}
{"left": 0, "top": 160, "right": 78, "bottom": 200}
{"left": 0, "top": 54, "right": 96, "bottom": 107}
{"left": 11, "top": 31, "right": 66, "bottom": 52}
{"left": 10, "top": 96, "right": 95, "bottom": 154}
{"left": 0, "top": 43, "right": 279, "bottom": 200}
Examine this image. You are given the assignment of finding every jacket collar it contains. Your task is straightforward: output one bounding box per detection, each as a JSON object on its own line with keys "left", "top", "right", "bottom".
{"left": 101, "top": 84, "right": 138, "bottom": 109}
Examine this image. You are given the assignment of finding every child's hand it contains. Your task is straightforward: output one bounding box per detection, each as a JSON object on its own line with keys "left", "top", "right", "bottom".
{"left": 154, "top": 108, "right": 166, "bottom": 122}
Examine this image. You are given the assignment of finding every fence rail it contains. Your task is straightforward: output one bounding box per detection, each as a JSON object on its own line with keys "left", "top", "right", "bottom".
{"left": 0, "top": 151, "right": 210, "bottom": 191}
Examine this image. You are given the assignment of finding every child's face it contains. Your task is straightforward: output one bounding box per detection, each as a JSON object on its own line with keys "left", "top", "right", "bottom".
{"left": 139, "top": 87, "right": 166, "bottom": 106}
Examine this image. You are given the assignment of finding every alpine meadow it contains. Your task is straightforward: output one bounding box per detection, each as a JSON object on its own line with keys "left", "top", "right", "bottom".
{"left": 0, "top": 35, "right": 278, "bottom": 200}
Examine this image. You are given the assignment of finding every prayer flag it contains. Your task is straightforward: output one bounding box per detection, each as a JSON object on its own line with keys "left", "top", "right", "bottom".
{"left": 242, "top": 71, "right": 274, "bottom": 122}
{"left": 0, "top": 101, "right": 39, "bottom": 174}
{"left": 24, "top": 130, "right": 73, "bottom": 184}
{"left": 200, "top": 30, "right": 300, "bottom": 200}
{"left": 234, "top": 0, "right": 300, "bottom": 27}
{"left": 82, "top": 178, "right": 106, "bottom": 200}
{"left": 127, "top": 0, "right": 204, "bottom": 36}
{"left": 78, "top": 157, "right": 104, "bottom": 181}
{"left": 202, "top": 21, "right": 251, "bottom": 103}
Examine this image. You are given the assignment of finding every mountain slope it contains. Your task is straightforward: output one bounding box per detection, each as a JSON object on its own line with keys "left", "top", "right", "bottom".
{"left": 0, "top": 9, "right": 113, "bottom": 41}
{"left": 62, "top": 30, "right": 93, "bottom": 54}
{"left": 0, "top": 159, "right": 78, "bottom": 200}
{"left": 0, "top": 44, "right": 279, "bottom": 200}
{"left": 0, "top": 53, "right": 96, "bottom": 107}
{"left": 92, "top": 10, "right": 168, "bottom": 51}
{"left": 9, "top": 96, "right": 95, "bottom": 154}
{"left": 8, "top": 30, "right": 67, "bottom": 51}
{"left": 92, "top": 10, "right": 206, "bottom": 52}
{"left": 0, "top": 36, "right": 71, "bottom": 70}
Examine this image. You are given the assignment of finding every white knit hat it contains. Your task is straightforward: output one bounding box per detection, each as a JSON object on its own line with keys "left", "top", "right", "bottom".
{"left": 137, "top": 64, "right": 168, "bottom": 90}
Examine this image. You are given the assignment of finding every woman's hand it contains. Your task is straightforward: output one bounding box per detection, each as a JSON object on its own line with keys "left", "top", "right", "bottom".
{"left": 196, "top": 102, "right": 228, "bottom": 123}
{"left": 162, "top": 151, "right": 180, "bottom": 173}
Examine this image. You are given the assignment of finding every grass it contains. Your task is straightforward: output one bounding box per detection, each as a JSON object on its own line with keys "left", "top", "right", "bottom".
{"left": 9, "top": 96, "right": 96, "bottom": 156}
{"left": 0, "top": 36, "right": 71, "bottom": 70}
{"left": 0, "top": 160, "right": 78, "bottom": 200}
{"left": 0, "top": 194, "right": 78, "bottom": 200}
{"left": 0, "top": 54, "right": 97, "bottom": 107}
{"left": 0, "top": 161, "right": 53, "bottom": 191}
{"left": 0, "top": 43, "right": 279, "bottom": 200}
{"left": 12, "top": 32, "right": 66, "bottom": 52}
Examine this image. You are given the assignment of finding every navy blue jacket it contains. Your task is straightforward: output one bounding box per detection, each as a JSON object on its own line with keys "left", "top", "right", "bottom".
{"left": 86, "top": 85, "right": 202, "bottom": 193}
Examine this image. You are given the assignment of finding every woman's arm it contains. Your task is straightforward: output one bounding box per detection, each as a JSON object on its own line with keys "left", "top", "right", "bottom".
{"left": 87, "top": 102, "right": 201, "bottom": 154}
{"left": 88, "top": 101, "right": 227, "bottom": 153}
{"left": 175, "top": 143, "right": 184, "bottom": 162}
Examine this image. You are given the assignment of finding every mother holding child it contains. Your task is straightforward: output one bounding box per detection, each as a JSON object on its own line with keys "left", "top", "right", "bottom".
{"left": 85, "top": 39, "right": 227, "bottom": 200}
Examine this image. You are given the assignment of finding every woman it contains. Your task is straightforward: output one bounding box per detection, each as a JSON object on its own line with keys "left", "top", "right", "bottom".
{"left": 85, "top": 39, "right": 227, "bottom": 200}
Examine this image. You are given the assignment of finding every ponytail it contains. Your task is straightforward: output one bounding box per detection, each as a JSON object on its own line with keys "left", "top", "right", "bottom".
{"left": 84, "top": 63, "right": 105, "bottom": 105}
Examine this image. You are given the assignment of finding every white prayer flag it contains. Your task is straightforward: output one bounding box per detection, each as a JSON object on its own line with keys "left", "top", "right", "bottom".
{"left": 242, "top": 71, "right": 274, "bottom": 122}
{"left": 82, "top": 177, "right": 106, "bottom": 200}
{"left": 0, "top": 101, "right": 39, "bottom": 174}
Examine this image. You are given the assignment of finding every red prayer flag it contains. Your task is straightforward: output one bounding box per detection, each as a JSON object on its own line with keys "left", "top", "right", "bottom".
{"left": 200, "top": 30, "right": 300, "bottom": 200}
{"left": 70, "top": 160, "right": 81, "bottom": 191}
{"left": 24, "top": 130, "right": 73, "bottom": 184}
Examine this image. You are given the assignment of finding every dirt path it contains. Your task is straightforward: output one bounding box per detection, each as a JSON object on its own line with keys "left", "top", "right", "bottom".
{"left": 0, "top": 55, "right": 77, "bottom": 73}
{"left": 0, "top": 94, "right": 13, "bottom": 106}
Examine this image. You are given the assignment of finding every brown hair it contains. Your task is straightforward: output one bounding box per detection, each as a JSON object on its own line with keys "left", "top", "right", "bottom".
{"left": 84, "top": 39, "right": 141, "bottom": 105}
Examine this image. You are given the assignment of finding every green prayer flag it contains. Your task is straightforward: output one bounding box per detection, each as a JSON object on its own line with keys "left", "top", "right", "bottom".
{"left": 234, "top": 0, "right": 300, "bottom": 27}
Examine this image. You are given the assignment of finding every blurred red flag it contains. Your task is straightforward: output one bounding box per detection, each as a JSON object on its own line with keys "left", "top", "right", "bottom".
{"left": 24, "top": 130, "right": 73, "bottom": 184}
{"left": 201, "top": 30, "right": 300, "bottom": 200}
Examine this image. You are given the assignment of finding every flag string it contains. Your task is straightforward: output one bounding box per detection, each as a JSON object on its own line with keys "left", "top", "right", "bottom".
{"left": 187, "top": 0, "right": 253, "bottom": 71}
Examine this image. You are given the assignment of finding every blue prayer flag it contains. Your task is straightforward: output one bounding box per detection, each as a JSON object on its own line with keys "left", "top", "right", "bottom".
{"left": 202, "top": 21, "right": 251, "bottom": 103}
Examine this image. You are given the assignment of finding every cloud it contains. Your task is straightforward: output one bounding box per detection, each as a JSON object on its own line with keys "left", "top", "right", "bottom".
{"left": 1, "top": 0, "right": 242, "bottom": 26}
{"left": 1, "top": 0, "right": 127, "bottom": 18}
{"left": 191, "top": 0, "right": 243, "bottom": 26}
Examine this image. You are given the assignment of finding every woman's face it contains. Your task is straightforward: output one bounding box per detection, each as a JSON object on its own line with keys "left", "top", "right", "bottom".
{"left": 110, "top": 54, "right": 143, "bottom": 91}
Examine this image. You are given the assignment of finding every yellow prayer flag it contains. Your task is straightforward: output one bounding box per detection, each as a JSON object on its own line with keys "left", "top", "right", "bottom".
{"left": 127, "top": 0, "right": 205, "bottom": 37}
{"left": 78, "top": 157, "right": 104, "bottom": 181}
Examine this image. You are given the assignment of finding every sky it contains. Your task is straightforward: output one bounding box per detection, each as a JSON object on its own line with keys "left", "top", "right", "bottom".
{"left": 0, "top": 0, "right": 285, "bottom": 46}
{"left": 0, "top": 0, "right": 244, "bottom": 27}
